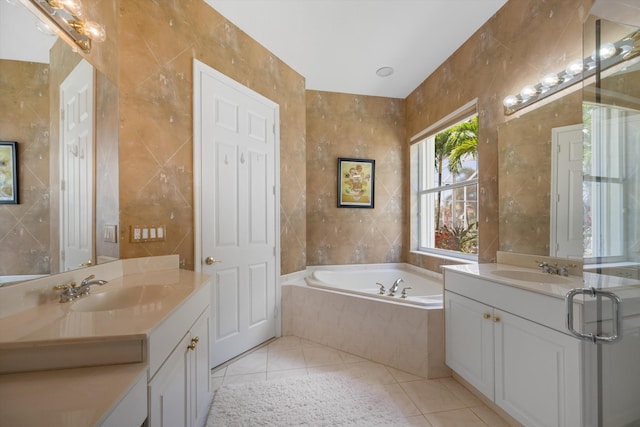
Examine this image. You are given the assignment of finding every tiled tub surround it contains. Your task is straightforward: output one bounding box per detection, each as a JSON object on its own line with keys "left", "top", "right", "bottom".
{"left": 0, "top": 255, "right": 211, "bottom": 425}
{"left": 282, "top": 264, "right": 450, "bottom": 379}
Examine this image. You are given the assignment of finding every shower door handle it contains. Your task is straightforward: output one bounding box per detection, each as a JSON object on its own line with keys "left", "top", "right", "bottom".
{"left": 565, "top": 287, "right": 623, "bottom": 343}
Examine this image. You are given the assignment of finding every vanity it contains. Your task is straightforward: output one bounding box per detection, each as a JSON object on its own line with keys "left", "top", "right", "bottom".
{"left": 0, "top": 255, "right": 212, "bottom": 427}
{"left": 444, "top": 261, "right": 583, "bottom": 427}
{"left": 444, "top": 254, "right": 640, "bottom": 427}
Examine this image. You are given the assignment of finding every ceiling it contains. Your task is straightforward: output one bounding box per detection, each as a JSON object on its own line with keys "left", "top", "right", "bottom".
{"left": 206, "top": 0, "right": 508, "bottom": 99}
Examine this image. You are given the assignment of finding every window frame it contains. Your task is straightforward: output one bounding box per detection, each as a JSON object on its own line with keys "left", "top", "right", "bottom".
{"left": 411, "top": 100, "right": 479, "bottom": 261}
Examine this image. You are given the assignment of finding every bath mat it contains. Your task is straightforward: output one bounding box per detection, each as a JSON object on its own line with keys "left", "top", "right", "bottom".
{"left": 206, "top": 373, "right": 408, "bottom": 426}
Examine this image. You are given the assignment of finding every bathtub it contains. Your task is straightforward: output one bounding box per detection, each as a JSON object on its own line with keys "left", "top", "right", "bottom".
{"left": 305, "top": 266, "right": 443, "bottom": 307}
{"left": 283, "top": 264, "right": 450, "bottom": 378}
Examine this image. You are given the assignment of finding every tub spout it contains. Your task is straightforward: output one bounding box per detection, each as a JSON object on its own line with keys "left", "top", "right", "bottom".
{"left": 388, "top": 278, "right": 403, "bottom": 296}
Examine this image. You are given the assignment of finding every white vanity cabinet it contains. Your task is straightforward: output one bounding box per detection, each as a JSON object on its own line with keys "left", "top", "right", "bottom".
{"left": 149, "top": 308, "right": 211, "bottom": 427}
{"left": 444, "top": 269, "right": 583, "bottom": 427}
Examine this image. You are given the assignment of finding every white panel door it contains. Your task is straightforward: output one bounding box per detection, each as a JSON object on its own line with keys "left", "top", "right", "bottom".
{"left": 195, "top": 61, "right": 278, "bottom": 367}
{"left": 60, "top": 59, "right": 94, "bottom": 271}
{"left": 551, "top": 124, "right": 583, "bottom": 259}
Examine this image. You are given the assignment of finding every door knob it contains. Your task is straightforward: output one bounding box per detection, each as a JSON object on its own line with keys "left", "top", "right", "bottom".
{"left": 205, "top": 256, "right": 221, "bottom": 265}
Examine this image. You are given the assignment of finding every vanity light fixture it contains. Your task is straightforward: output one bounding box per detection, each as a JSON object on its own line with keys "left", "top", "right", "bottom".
{"left": 19, "top": 0, "right": 106, "bottom": 52}
{"left": 503, "top": 30, "right": 640, "bottom": 115}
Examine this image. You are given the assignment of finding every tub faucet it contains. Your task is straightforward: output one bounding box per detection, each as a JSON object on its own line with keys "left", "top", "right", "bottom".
{"left": 388, "top": 278, "right": 403, "bottom": 296}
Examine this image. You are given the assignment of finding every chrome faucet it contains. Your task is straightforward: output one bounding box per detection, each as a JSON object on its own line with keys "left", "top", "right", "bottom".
{"left": 53, "top": 274, "right": 108, "bottom": 302}
{"left": 538, "top": 262, "right": 560, "bottom": 274}
{"left": 77, "top": 274, "right": 108, "bottom": 296}
{"left": 388, "top": 278, "right": 403, "bottom": 296}
{"left": 538, "top": 262, "right": 571, "bottom": 276}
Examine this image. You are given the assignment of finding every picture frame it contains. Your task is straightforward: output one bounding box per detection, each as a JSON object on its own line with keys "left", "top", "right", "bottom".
{"left": 337, "top": 157, "right": 374, "bottom": 208}
{"left": 0, "top": 141, "right": 18, "bottom": 204}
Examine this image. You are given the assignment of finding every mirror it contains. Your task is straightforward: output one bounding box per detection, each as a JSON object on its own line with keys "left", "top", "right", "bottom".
{"left": 498, "top": 91, "right": 582, "bottom": 256}
{"left": 0, "top": 1, "right": 118, "bottom": 285}
{"left": 498, "top": 16, "right": 640, "bottom": 276}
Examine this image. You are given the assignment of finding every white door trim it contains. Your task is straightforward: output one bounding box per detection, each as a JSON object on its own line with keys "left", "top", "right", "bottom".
{"left": 193, "top": 59, "right": 281, "bottom": 336}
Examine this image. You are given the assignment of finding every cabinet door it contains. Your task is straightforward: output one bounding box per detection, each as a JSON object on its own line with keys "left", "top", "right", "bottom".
{"left": 445, "top": 291, "right": 495, "bottom": 398}
{"left": 494, "top": 310, "right": 582, "bottom": 427}
{"left": 149, "top": 333, "right": 190, "bottom": 427}
{"left": 190, "top": 311, "right": 212, "bottom": 427}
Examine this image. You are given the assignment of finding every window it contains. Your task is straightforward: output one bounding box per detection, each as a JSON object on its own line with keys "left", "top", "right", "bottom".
{"left": 583, "top": 104, "right": 626, "bottom": 262}
{"left": 413, "top": 112, "right": 478, "bottom": 259}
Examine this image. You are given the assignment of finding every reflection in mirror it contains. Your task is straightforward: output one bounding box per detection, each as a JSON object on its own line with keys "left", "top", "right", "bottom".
{"left": 498, "top": 91, "right": 583, "bottom": 257}
{"left": 583, "top": 19, "right": 640, "bottom": 278}
{"left": 0, "top": 1, "right": 118, "bottom": 286}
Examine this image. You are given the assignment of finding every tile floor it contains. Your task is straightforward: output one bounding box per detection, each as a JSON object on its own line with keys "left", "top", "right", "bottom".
{"left": 210, "top": 336, "right": 512, "bottom": 427}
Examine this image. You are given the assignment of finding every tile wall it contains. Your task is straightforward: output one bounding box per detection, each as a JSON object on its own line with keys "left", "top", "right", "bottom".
{"left": 405, "top": 0, "right": 593, "bottom": 265}
{"left": 306, "top": 91, "right": 405, "bottom": 265}
{"left": 0, "top": 60, "right": 50, "bottom": 275}
{"left": 117, "top": 0, "right": 306, "bottom": 273}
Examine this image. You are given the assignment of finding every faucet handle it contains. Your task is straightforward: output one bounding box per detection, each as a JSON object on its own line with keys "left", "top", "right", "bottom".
{"left": 400, "top": 287, "right": 413, "bottom": 298}
{"left": 53, "top": 281, "right": 76, "bottom": 291}
{"left": 376, "top": 282, "right": 385, "bottom": 295}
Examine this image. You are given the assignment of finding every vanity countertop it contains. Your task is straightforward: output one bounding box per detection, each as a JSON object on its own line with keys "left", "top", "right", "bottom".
{"left": 444, "top": 263, "right": 640, "bottom": 300}
{"left": 0, "top": 363, "right": 147, "bottom": 427}
{"left": 0, "top": 268, "right": 207, "bottom": 345}
{"left": 0, "top": 255, "right": 212, "bottom": 426}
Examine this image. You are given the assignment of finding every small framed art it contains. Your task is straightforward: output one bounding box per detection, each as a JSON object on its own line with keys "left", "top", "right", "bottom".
{"left": 0, "top": 141, "right": 18, "bottom": 204}
{"left": 337, "top": 157, "right": 374, "bottom": 208}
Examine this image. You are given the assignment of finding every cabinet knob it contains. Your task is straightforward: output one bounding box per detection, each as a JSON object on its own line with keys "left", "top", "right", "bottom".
{"left": 187, "top": 337, "right": 199, "bottom": 350}
{"left": 493, "top": 315, "right": 501, "bottom": 323}
{"left": 483, "top": 313, "right": 491, "bottom": 320}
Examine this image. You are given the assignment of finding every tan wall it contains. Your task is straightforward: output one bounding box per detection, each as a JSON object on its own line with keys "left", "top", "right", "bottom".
{"left": 306, "top": 91, "right": 405, "bottom": 265}
{"left": 117, "top": 1, "right": 307, "bottom": 273}
{"left": 405, "top": 0, "right": 593, "bottom": 269}
{"left": 0, "top": 60, "right": 50, "bottom": 275}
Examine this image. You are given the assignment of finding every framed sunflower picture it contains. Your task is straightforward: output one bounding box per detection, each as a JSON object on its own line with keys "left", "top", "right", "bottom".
{"left": 0, "top": 141, "right": 18, "bottom": 204}
{"left": 337, "top": 157, "right": 374, "bottom": 208}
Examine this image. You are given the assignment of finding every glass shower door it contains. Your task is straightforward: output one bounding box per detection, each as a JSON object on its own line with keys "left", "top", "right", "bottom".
{"left": 573, "top": 15, "right": 640, "bottom": 427}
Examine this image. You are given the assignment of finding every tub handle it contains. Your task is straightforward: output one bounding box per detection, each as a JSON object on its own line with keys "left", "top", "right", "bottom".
{"left": 376, "top": 282, "right": 385, "bottom": 295}
{"left": 400, "top": 287, "right": 413, "bottom": 298}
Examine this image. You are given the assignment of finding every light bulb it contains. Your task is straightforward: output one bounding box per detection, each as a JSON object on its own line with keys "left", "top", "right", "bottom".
{"left": 565, "top": 59, "right": 585, "bottom": 76}
{"left": 48, "top": 0, "right": 84, "bottom": 17}
{"left": 520, "top": 85, "right": 539, "bottom": 100}
{"left": 69, "top": 20, "right": 106, "bottom": 42}
{"left": 503, "top": 95, "right": 519, "bottom": 108}
{"left": 540, "top": 73, "right": 560, "bottom": 89}
{"left": 591, "top": 43, "right": 618, "bottom": 61}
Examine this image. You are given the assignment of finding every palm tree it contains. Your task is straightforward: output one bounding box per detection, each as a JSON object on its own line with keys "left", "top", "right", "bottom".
{"left": 447, "top": 116, "right": 478, "bottom": 175}
{"left": 433, "top": 116, "right": 478, "bottom": 230}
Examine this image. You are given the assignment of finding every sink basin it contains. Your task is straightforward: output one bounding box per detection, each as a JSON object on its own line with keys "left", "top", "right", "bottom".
{"left": 71, "top": 285, "right": 177, "bottom": 312}
{"left": 490, "top": 269, "right": 571, "bottom": 284}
